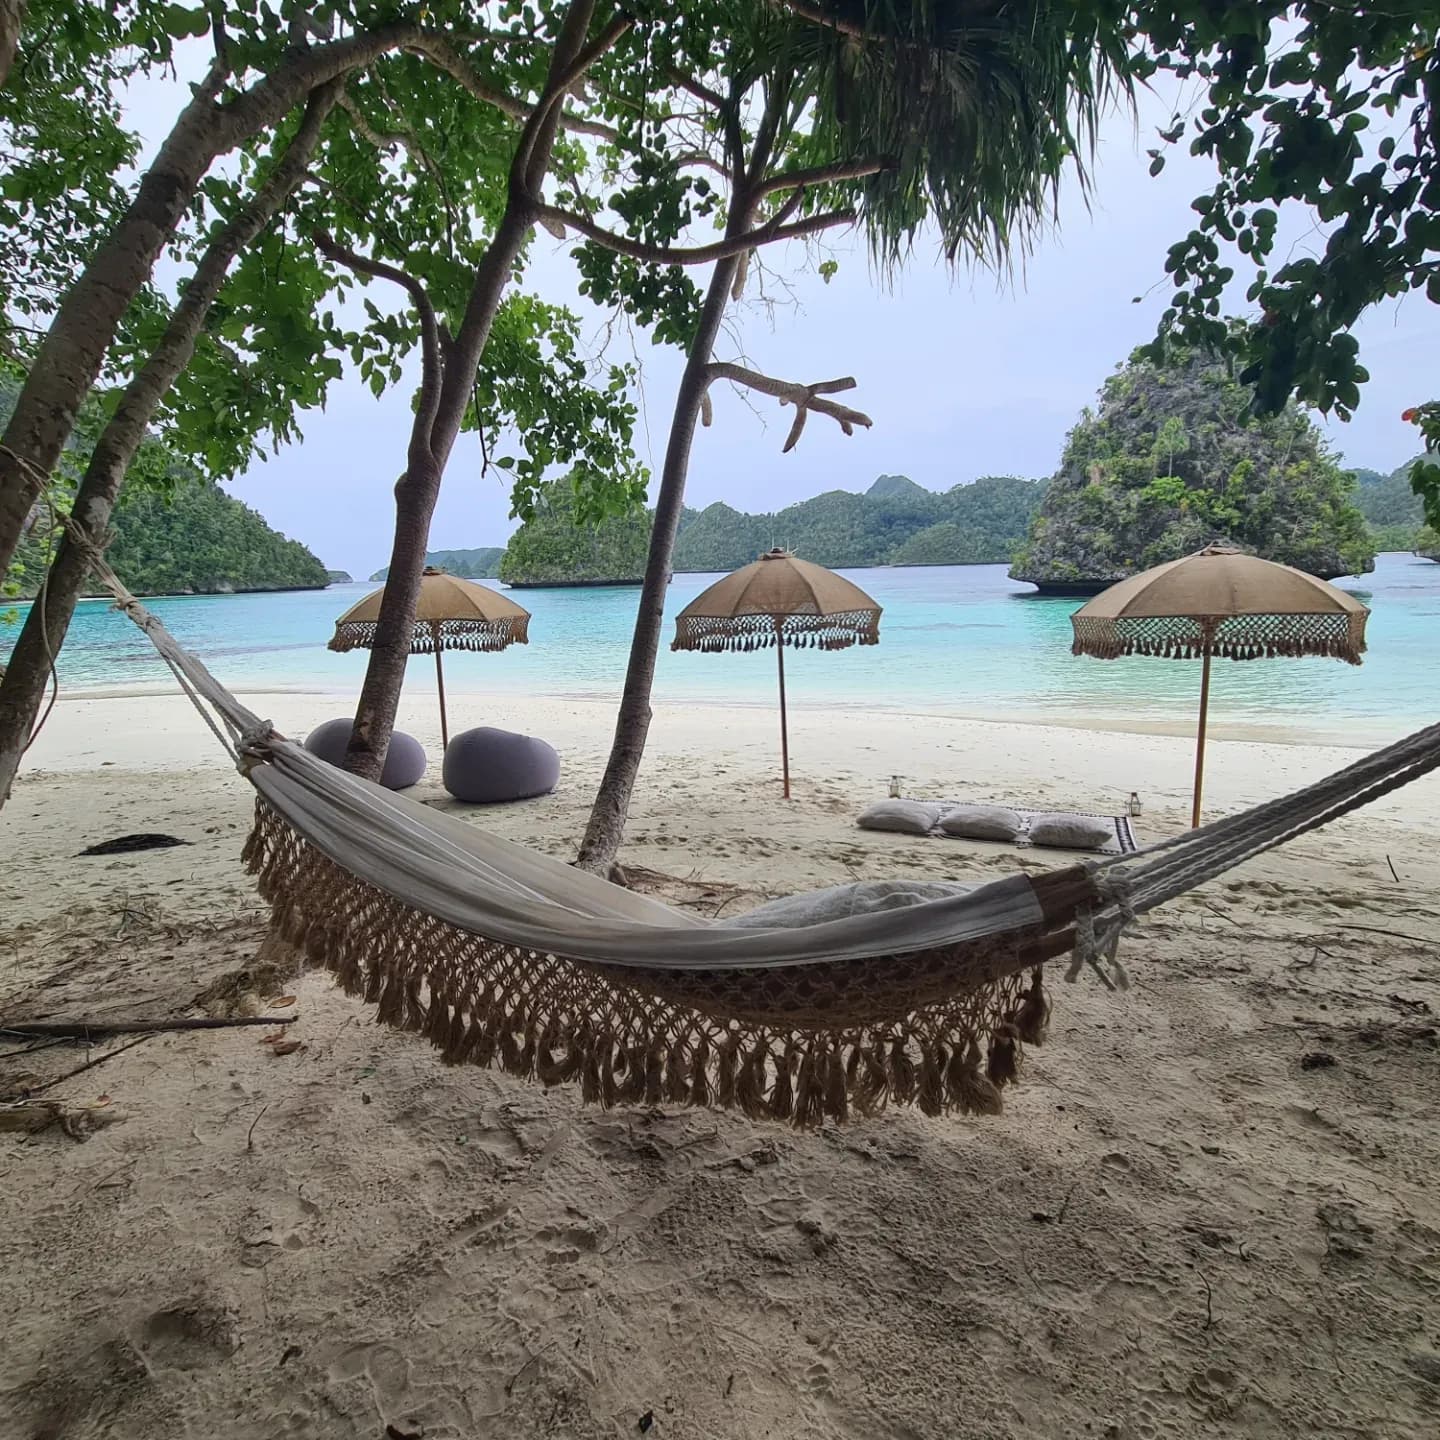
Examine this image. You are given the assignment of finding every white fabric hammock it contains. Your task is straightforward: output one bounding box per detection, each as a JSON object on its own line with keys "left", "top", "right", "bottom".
{"left": 107, "top": 578, "right": 1440, "bottom": 1124}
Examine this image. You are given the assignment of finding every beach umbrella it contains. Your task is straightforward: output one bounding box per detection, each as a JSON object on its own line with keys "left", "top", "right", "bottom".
{"left": 673, "top": 548, "right": 881, "bottom": 798}
{"left": 329, "top": 567, "right": 530, "bottom": 748}
{"left": 1070, "top": 542, "right": 1368, "bottom": 827}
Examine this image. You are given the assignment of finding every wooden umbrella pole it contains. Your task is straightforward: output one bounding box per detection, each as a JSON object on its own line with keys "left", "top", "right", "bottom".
{"left": 1192, "top": 631, "right": 1214, "bottom": 828}
{"left": 432, "top": 621, "right": 449, "bottom": 750}
{"left": 775, "top": 619, "right": 791, "bottom": 799}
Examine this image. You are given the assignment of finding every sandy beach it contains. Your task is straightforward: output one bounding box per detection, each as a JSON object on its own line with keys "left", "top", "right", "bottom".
{"left": 3, "top": 690, "right": 1439, "bottom": 1438}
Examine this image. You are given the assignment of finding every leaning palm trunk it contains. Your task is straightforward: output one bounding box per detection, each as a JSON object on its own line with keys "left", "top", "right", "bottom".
{"left": 0, "top": 83, "right": 343, "bottom": 808}
{"left": 0, "top": 0, "right": 23, "bottom": 91}
{"left": 337, "top": 0, "right": 601, "bottom": 782}
{"left": 577, "top": 251, "right": 743, "bottom": 871}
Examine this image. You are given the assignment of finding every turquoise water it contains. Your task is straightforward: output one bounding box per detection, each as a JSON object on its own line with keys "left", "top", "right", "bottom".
{"left": 4, "top": 553, "right": 1436, "bottom": 740}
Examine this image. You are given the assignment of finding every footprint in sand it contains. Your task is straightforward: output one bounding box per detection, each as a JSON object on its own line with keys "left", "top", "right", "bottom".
{"left": 137, "top": 1298, "right": 240, "bottom": 1370}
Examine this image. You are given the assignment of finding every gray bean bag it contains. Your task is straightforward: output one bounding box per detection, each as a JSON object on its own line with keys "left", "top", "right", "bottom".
{"left": 443, "top": 725, "right": 560, "bottom": 804}
{"left": 303, "top": 718, "right": 427, "bottom": 791}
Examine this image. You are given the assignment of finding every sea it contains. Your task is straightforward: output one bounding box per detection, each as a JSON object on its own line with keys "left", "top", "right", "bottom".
{"left": 4, "top": 552, "right": 1437, "bottom": 745}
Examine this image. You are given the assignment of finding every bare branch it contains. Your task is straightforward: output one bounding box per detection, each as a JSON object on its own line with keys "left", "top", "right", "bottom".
{"left": 703, "top": 363, "right": 873, "bottom": 453}
{"left": 755, "top": 156, "right": 888, "bottom": 198}
{"left": 405, "top": 33, "right": 620, "bottom": 143}
{"left": 668, "top": 68, "right": 728, "bottom": 112}
{"left": 768, "top": 0, "right": 875, "bottom": 40}
{"left": 312, "top": 229, "right": 443, "bottom": 448}
{"left": 533, "top": 201, "right": 855, "bottom": 266}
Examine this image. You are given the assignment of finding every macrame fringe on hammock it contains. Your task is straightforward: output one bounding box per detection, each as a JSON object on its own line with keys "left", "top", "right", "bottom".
{"left": 242, "top": 800, "right": 1057, "bottom": 1124}
{"left": 673, "top": 609, "right": 882, "bottom": 655}
{"left": 330, "top": 615, "right": 530, "bottom": 655}
{"left": 1071, "top": 611, "right": 1365, "bottom": 664}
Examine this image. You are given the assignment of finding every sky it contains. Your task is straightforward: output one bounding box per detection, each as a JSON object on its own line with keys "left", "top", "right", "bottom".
{"left": 121, "top": 50, "right": 1439, "bottom": 581}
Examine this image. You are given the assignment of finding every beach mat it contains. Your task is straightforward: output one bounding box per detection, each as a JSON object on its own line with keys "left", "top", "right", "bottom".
{"left": 887, "top": 801, "right": 1139, "bottom": 856}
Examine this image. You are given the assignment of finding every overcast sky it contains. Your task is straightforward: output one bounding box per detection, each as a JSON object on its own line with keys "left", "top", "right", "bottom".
{"left": 124, "top": 57, "right": 1438, "bottom": 580}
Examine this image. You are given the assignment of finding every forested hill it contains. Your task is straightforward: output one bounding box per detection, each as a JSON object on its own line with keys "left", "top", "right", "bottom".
{"left": 671, "top": 474, "right": 1047, "bottom": 571}
{"left": 10, "top": 478, "right": 330, "bottom": 599}
{"left": 369, "top": 547, "right": 505, "bottom": 581}
{"left": 2, "top": 372, "right": 328, "bottom": 600}
{"left": 1349, "top": 459, "right": 1430, "bottom": 550}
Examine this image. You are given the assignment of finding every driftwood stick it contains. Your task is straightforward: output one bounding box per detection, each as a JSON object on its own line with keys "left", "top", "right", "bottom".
{"left": 18, "top": 1034, "right": 157, "bottom": 1096}
{"left": 1, "top": 1016, "right": 297, "bottom": 1040}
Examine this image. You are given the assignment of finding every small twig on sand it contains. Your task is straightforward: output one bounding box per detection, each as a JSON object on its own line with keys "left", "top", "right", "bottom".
{"left": 0, "top": 1016, "right": 297, "bottom": 1040}
{"left": 1198, "top": 1269, "right": 1214, "bottom": 1329}
{"left": 247, "top": 1104, "right": 269, "bottom": 1153}
{"left": 23, "top": 1034, "right": 156, "bottom": 1095}
{"left": 1198, "top": 900, "right": 1243, "bottom": 928}
{"left": 505, "top": 1340, "right": 554, "bottom": 1396}
{"left": 1386, "top": 854, "right": 1400, "bottom": 884}
{"left": 1056, "top": 1182, "right": 1078, "bottom": 1224}
{"left": 1333, "top": 922, "right": 1431, "bottom": 944}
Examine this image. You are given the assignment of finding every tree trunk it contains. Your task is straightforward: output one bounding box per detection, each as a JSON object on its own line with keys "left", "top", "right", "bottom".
{"left": 0, "top": 83, "right": 341, "bottom": 807}
{"left": 340, "top": 0, "right": 597, "bottom": 781}
{"left": 576, "top": 251, "right": 742, "bottom": 873}
{"left": 0, "top": 22, "right": 426, "bottom": 586}
{"left": 0, "top": 0, "right": 24, "bottom": 91}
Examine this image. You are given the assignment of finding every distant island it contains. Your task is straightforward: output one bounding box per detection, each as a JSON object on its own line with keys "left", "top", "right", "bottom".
{"left": 11, "top": 475, "right": 329, "bottom": 599}
{"left": 499, "top": 478, "right": 651, "bottom": 587}
{"left": 1011, "top": 348, "right": 1375, "bottom": 594}
{"left": 1348, "top": 458, "right": 1432, "bottom": 552}
{"left": 326, "top": 570, "right": 353, "bottom": 584}
{"left": 673, "top": 473, "right": 1047, "bottom": 572}
{"left": 369, "top": 547, "right": 504, "bottom": 581}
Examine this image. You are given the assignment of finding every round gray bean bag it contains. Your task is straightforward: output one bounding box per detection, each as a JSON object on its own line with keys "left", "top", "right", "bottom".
{"left": 303, "top": 718, "right": 427, "bottom": 791}
{"left": 443, "top": 726, "right": 560, "bottom": 804}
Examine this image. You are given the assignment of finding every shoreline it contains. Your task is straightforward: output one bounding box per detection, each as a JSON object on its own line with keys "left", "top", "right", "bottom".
{"left": 17, "top": 690, "right": 1439, "bottom": 846}
{"left": 35, "top": 679, "right": 1424, "bottom": 752}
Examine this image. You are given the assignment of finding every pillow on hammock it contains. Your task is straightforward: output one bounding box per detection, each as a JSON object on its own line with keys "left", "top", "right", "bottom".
{"left": 855, "top": 800, "right": 942, "bottom": 836}
{"left": 937, "top": 804, "right": 1024, "bottom": 842}
{"left": 1028, "top": 812, "right": 1114, "bottom": 851}
{"left": 721, "top": 879, "right": 974, "bottom": 930}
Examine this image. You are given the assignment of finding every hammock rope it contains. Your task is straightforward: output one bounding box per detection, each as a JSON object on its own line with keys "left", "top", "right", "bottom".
{"left": 91, "top": 563, "right": 1440, "bottom": 1126}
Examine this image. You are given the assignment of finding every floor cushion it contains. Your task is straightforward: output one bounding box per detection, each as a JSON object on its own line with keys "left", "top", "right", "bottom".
{"left": 303, "top": 718, "right": 427, "bottom": 791}
{"left": 855, "top": 800, "right": 942, "bottom": 836}
{"left": 1027, "top": 811, "right": 1115, "bottom": 851}
{"left": 443, "top": 725, "right": 561, "bottom": 804}
{"left": 937, "top": 804, "right": 1025, "bottom": 842}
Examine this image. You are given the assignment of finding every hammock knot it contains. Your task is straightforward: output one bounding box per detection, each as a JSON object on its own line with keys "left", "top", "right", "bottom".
{"left": 1066, "top": 866, "right": 1134, "bottom": 992}
{"left": 237, "top": 721, "right": 277, "bottom": 774}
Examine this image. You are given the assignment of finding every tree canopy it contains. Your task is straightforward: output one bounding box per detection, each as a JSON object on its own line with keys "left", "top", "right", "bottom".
{"left": 1011, "top": 345, "right": 1375, "bottom": 591}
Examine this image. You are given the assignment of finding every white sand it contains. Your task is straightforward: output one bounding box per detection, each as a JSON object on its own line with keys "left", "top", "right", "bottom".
{"left": 3, "top": 691, "right": 1440, "bottom": 1438}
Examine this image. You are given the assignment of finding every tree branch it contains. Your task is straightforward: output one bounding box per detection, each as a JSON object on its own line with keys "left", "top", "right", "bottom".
{"left": 312, "top": 229, "right": 443, "bottom": 448}
{"left": 668, "top": 67, "right": 727, "bottom": 112}
{"left": 404, "top": 32, "right": 620, "bottom": 143}
{"left": 512, "top": 10, "right": 634, "bottom": 190}
{"left": 754, "top": 155, "right": 888, "bottom": 198}
{"left": 533, "top": 195, "right": 852, "bottom": 266}
{"left": 768, "top": 0, "right": 876, "bottom": 41}
{"left": 703, "top": 363, "right": 872, "bottom": 453}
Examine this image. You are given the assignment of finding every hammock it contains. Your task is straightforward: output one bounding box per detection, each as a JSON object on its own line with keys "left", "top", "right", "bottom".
{"left": 109, "top": 581, "right": 1440, "bottom": 1126}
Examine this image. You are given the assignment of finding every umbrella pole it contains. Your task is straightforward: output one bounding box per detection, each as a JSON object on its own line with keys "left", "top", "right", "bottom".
{"left": 432, "top": 622, "right": 449, "bottom": 751}
{"left": 775, "top": 625, "right": 791, "bottom": 799}
{"left": 1192, "top": 641, "right": 1213, "bottom": 828}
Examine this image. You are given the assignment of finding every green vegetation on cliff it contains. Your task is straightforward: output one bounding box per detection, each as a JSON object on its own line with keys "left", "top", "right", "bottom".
{"left": 673, "top": 474, "right": 1046, "bottom": 572}
{"left": 369, "top": 547, "right": 505, "bottom": 582}
{"left": 1349, "top": 459, "right": 1429, "bottom": 551}
{"left": 1011, "top": 348, "right": 1375, "bottom": 591}
{"left": 3, "top": 371, "right": 328, "bottom": 600}
{"left": 498, "top": 478, "right": 653, "bottom": 586}
{"left": 326, "top": 570, "right": 353, "bottom": 584}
